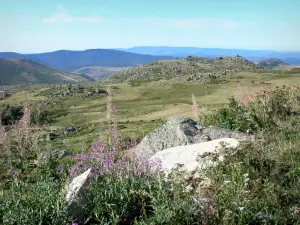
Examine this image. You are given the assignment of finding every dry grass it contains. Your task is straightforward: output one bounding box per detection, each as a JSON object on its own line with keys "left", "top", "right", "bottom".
{"left": 191, "top": 94, "right": 200, "bottom": 121}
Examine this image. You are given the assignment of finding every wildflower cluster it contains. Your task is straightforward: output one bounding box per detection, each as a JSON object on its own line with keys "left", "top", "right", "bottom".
{"left": 69, "top": 138, "right": 161, "bottom": 178}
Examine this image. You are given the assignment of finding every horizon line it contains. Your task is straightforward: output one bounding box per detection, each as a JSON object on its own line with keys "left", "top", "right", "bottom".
{"left": 1, "top": 46, "right": 300, "bottom": 54}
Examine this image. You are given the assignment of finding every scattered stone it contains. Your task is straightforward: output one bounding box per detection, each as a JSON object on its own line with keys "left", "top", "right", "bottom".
{"left": 63, "top": 91, "right": 70, "bottom": 97}
{"left": 52, "top": 150, "right": 70, "bottom": 160}
{"left": 64, "top": 126, "right": 76, "bottom": 134}
{"left": 37, "top": 149, "right": 71, "bottom": 165}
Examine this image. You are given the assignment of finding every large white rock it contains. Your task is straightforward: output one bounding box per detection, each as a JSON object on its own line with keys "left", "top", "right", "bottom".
{"left": 66, "top": 168, "right": 93, "bottom": 219}
{"left": 149, "top": 138, "right": 239, "bottom": 175}
{"left": 66, "top": 168, "right": 92, "bottom": 202}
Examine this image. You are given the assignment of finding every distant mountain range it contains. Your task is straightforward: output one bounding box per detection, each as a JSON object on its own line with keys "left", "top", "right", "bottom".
{"left": 1, "top": 47, "right": 299, "bottom": 84}
{"left": 116, "top": 47, "right": 300, "bottom": 65}
{"left": 0, "top": 49, "right": 175, "bottom": 71}
{"left": 0, "top": 58, "right": 94, "bottom": 85}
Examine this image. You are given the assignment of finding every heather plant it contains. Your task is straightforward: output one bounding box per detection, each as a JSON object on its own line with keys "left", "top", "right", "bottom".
{"left": 69, "top": 139, "right": 161, "bottom": 178}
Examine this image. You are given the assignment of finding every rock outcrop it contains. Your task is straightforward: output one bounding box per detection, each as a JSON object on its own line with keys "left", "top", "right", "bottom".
{"left": 132, "top": 116, "right": 249, "bottom": 159}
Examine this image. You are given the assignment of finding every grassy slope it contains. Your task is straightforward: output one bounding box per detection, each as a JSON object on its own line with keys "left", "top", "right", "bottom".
{"left": 0, "top": 58, "right": 94, "bottom": 85}
{"left": 1, "top": 69, "right": 300, "bottom": 150}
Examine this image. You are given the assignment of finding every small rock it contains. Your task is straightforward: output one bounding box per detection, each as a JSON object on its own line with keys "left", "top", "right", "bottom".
{"left": 64, "top": 126, "right": 76, "bottom": 134}
{"left": 52, "top": 150, "right": 70, "bottom": 160}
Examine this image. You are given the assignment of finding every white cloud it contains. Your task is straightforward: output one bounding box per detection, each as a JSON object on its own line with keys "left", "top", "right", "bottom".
{"left": 43, "top": 5, "right": 235, "bottom": 28}
{"left": 56, "top": 4, "right": 64, "bottom": 11}
{"left": 43, "top": 5, "right": 102, "bottom": 23}
{"left": 146, "top": 18, "right": 237, "bottom": 29}
{"left": 43, "top": 13, "right": 102, "bottom": 23}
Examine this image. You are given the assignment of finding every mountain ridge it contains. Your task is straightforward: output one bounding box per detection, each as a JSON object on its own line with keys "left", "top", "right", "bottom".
{"left": 116, "top": 46, "right": 300, "bottom": 65}
{"left": 0, "top": 58, "right": 94, "bottom": 85}
{"left": 0, "top": 49, "right": 175, "bottom": 71}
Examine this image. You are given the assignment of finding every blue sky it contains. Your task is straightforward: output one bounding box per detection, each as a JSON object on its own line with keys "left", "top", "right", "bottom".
{"left": 1, "top": 0, "right": 300, "bottom": 53}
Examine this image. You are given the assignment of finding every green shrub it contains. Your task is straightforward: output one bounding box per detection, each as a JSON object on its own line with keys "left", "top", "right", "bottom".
{"left": 78, "top": 173, "right": 203, "bottom": 225}
{"left": 0, "top": 104, "right": 24, "bottom": 125}
{"left": 201, "top": 86, "right": 300, "bottom": 133}
{"left": 203, "top": 120, "right": 300, "bottom": 224}
{"left": 30, "top": 109, "right": 53, "bottom": 125}
{"left": 0, "top": 175, "right": 71, "bottom": 225}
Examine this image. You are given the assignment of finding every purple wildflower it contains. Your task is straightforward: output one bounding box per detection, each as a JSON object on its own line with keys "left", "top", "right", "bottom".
{"left": 12, "top": 171, "right": 20, "bottom": 178}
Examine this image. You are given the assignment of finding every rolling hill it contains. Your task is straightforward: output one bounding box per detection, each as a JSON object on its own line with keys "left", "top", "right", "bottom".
{"left": 109, "top": 55, "right": 256, "bottom": 82}
{"left": 256, "top": 59, "right": 289, "bottom": 69}
{"left": 0, "top": 49, "right": 175, "bottom": 71}
{"left": 0, "top": 58, "right": 94, "bottom": 85}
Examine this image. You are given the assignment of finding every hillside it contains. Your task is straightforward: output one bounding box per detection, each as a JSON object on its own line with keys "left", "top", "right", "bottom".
{"left": 0, "top": 49, "right": 175, "bottom": 71}
{"left": 1, "top": 63, "right": 300, "bottom": 224}
{"left": 109, "top": 55, "right": 256, "bottom": 82}
{"left": 0, "top": 58, "right": 94, "bottom": 85}
{"left": 256, "top": 59, "right": 289, "bottom": 69}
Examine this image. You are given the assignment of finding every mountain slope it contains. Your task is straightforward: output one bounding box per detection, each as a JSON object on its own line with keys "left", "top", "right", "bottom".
{"left": 0, "top": 58, "right": 94, "bottom": 85}
{"left": 0, "top": 49, "right": 175, "bottom": 71}
{"left": 109, "top": 55, "right": 256, "bottom": 82}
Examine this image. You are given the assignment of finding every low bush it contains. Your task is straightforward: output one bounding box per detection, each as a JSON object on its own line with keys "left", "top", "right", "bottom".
{"left": 1, "top": 175, "right": 70, "bottom": 225}
{"left": 201, "top": 86, "right": 300, "bottom": 133}
{"left": 0, "top": 104, "right": 24, "bottom": 125}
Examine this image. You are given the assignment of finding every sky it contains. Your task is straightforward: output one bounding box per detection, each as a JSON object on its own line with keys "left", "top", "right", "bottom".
{"left": 1, "top": 0, "right": 300, "bottom": 53}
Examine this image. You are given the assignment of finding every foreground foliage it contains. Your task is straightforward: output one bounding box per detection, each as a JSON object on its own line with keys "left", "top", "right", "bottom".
{"left": 203, "top": 119, "right": 300, "bottom": 224}
{"left": 1, "top": 85, "right": 300, "bottom": 224}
